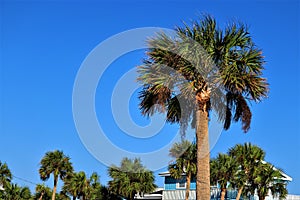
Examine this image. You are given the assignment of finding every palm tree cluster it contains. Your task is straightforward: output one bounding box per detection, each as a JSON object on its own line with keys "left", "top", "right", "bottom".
{"left": 138, "top": 14, "right": 268, "bottom": 200}
{"left": 167, "top": 142, "right": 288, "bottom": 200}
{"left": 210, "top": 143, "right": 288, "bottom": 200}
{"left": 0, "top": 152, "right": 156, "bottom": 200}
{"left": 108, "top": 157, "right": 157, "bottom": 200}
{"left": 0, "top": 161, "right": 32, "bottom": 200}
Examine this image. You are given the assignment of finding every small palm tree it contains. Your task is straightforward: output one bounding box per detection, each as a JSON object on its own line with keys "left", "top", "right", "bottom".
{"left": 252, "top": 163, "right": 288, "bottom": 200}
{"left": 210, "top": 153, "right": 238, "bottom": 200}
{"left": 108, "top": 157, "right": 156, "bottom": 200}
{"left": 169, "top": 140, "right": 196, "bottom": 200}
{"left": 63, "top": 171, "right": 102, "bottom": 200}
{"left": 39, "top": 150, "right": 73, "bottom": 200}
{"left": 137, "top": 15, "right": 268, "bottom": 199}
{"left": 228, "top": 143, "right": 265, "bottom": 200}
{"left": 3, "top": 183, "right": 31, "bottom": 200}
{"left": 62, "top": 172, "right": 81, "bottom": 200}
{"left": 34, "top": 183, "right": 52, "bottom": 200}
{"left": 0, "top": 161, "right": 12, "bottom": 190}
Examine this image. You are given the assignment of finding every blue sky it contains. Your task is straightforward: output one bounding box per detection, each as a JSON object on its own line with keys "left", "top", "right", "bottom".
{"left": 1, "top": 0, "right": 299, "bottom": 196}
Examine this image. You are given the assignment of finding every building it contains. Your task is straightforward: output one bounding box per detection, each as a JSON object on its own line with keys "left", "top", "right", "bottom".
{"left": 158, "top": 171, "right": 299, "bottom": 200}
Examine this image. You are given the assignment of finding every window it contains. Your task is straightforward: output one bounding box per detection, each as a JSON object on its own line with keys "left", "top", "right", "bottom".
{"left": 177, "top": 181, "right": 186, "bottom": 188}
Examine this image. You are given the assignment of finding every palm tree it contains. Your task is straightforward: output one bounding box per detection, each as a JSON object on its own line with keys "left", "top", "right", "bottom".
{"left": 100, "top": 186, "right": 124, "bottom": 200}
{"left": 210, "top": 153, "right": 238, "bottom": 200}
{"left": 62, "top": 172, "right": 80, "bottom": 200}
{"left": 39, "top": 150, "right": 73, "bottom": 200}
{"left": 2, "top": 183, "right": 31, "bottom": 200}
{"left": 62, "top": 171, "right": 102, "bottom": 200}
{"left": 228, "top": 143, "right": 265, "bottom": 200}
{"left": 137, "top": 15, "right": 268, "bottom": 199}
{"left": 34, "top": 183, "right": 52, "bottom": 200}
{"left": 169, "top": 140, "right": 196, "bottom": 200}
{"left": 108, "top": 157, "right": 156, "bottom": 200}
{"left": 0, "top": 161, "right": 12, "bottom": 190}
{"left": 252, "top": 162, "right": 288, "bottom": 200}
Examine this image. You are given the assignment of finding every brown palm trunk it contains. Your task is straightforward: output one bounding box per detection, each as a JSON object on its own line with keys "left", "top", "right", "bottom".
{"left": 220, "top": 188, "right": 226, "bottom": 200}
{"left": 52, "top": 176, "right": 58, "bottom": 200}
{"left": 236, "top": 186, "right": 243, "bottom": 200}
{"left": 38, "top": 192, "right": 44, "bottom": 200}
{"left": 185, "top": 172, "right": 191, "bottom": 200}
{"left": 259, "top": 195, "right": 265, "bottom": 200}
{"left": 196, "top": 108, "right": 210, "bottom": 200}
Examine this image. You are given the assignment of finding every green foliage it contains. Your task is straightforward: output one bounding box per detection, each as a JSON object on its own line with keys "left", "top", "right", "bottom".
{"left": 252, "top": 163, "right": 288, "bottom": 200}
{"left": 39, "top": 150, "right": 73, "bottom": 182}
{"left": 0, "top": 161, "right": 12, "bottom": 190}
{"left": 138, "top": 15, "right": 268, "bottom": 134}
{"left": 228, "top": 142, "right": 265, "bottom": 197}
{"left": 210, "top": 153, "right": 238, "bottom": 189}
{"left": 62, "top": 171, "right": 102, "bottom": 200}
{"left": 99, "top": 186, "right": 123, "bottom": 200}
{"left": 108, "top": 157, "right": 156, "bottom": 200}
{"left": 32, "top": 183, "right": 52, "bottom": 200}
{"left": 210, "top": 143, "right": 289, "bottom": 200}
{"left": 39, "top": 150, "right": 73, "bottom": 200}
{"left": 1, "top": 183, "right": 31, "bottom": 200}
{"left": 138, "top": 15, "right": 269, "bottom": 198}
{"left": 168, "top": 140, "right": 197, "bottom": 179}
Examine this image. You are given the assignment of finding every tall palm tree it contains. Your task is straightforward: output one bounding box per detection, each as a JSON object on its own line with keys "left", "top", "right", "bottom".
{"left": 210, "top": 153, "right": 238, "bottom": 200}
{"left": 169, "top": 140, "right": 196, "bottom": 200}
{"left": 108, "top": 157, "right": 156, "bottom": 200}
{"left": 39, "top": 150, "right": 73, "bottom": 200}
{"left": 137, "top": 15, "right": 268, "bottom": 199}
{"left": 0, "top": 161, "right": 12, "bottom": 190}
{"left": 228, "top": 143, "right": 265, "bottom": 200}
{"left": 252, "top": 162, "right": 288, "bottom": 200}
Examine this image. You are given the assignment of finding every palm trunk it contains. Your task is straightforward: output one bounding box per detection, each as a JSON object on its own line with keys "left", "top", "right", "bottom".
{"left": 220, "top": 188, "right": 226, "bottom": 200}
{"left": 259, "top": 195, "right": 265, "bottom": 200}
{"left": 195, "top": 108, "right": 210, "bottom": 200}
{"left": 236, "top": 186, "right": 243, "bottom": 200}
{"left": 185, "top": 172, "right": 191, "bottom": 200}
{"left": 38, "top": 192, "right": 44, "bottom": 200}
{"left": 52, "top": 176, "right": 58, "bottom": 200}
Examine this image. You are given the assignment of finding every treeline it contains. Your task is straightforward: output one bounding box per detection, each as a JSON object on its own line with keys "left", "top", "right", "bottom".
{"left": 0, "top": 151, "right": 155, "bottom": 200}
{"left": 0, "top": 142, "right": 289, "bottom": 200}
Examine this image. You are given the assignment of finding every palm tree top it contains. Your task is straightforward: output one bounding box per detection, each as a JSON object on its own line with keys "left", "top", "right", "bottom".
{"left": 138, "top": 14, "right": 269, "bottom": 133}
{"left": 39, "top": 150, "right": 73, "bottom": 181}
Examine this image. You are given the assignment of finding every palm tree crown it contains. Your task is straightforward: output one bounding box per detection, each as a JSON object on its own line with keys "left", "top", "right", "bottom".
{"left": 210, "top": 153, "right": 238, "bottom": 200}
{"left": 0, "top": 161, "right": 12, "bottom": 190}
{"left": 2, "top": 183, "right": 32, "bottom": 200}
{"left": 108, "top": 157, "right": 156, "bottom": 200}
{"left": 228, "top": 143, "right": 266, "bottom": 199}
{"left": 253, "top": 162, "right": 288, "bottom": 200}
{"left": 62, "top": 171, "right": 101, "bottom": 200}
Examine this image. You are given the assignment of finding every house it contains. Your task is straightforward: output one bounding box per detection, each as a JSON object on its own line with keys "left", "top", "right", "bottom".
{"left": 134, "top": 188, "right": 163, "bottom": 200}
{"left": 158, "top": 171, "right": 298, "bottom": 200}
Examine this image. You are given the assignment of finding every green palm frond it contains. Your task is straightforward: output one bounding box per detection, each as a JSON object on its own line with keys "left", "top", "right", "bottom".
{"left": 108, "top": 157, "right": 156, "bottom": 199}
{"left": 138, "top": 15, "right": 268, "bottom": 135}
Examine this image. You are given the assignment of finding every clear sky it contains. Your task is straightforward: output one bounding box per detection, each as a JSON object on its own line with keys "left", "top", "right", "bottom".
{"left": 1, "top": 0, "right": 299, "bottom": 196}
